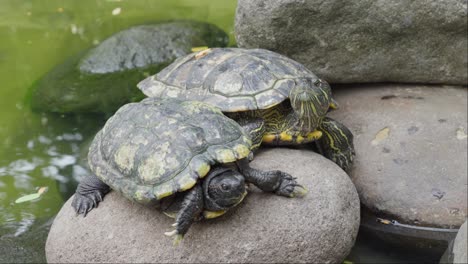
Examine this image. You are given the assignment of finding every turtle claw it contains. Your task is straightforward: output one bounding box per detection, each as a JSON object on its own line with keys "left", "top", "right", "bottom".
{"left": 72, "top": 190, "right": 105, "bottom": 217}
{"left": 171, "top": 223, "right": 178, "bottom": 227}
{"left": 291, "top": 184, "right": 308, "bottom": 198}
{"left": 274, "top": 171, "right": 307, "bottom": 198}
{"left": 164, "top": 230, "right": 178, "bottom": 237}
{"left": 164, "top": 230, "right": 184, "bottom": 246}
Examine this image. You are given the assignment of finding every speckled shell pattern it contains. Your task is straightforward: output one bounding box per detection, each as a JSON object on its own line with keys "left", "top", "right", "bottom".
{"left": 137, "top": 48, "right": 320, "bottom": 112}
{"left": 88, "top": 98, "right": 252, "bottom": 205}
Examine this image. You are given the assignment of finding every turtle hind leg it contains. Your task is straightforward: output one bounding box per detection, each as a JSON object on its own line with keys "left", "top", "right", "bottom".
{"left": 237, "top": 159, "right": 307, "bottom": 198}
{"left": 71, "top": 174, "right": 110, "bottom": 216}
{"left": 316, "top": 117, "right": 355, "bottom": 171}
{"left": 164, "top": 183, "right": 203, "bottom": 246}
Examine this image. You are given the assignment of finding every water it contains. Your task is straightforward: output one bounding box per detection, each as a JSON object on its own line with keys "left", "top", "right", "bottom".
{"left": 0, "top": 1, "right": 443, "bottom": 263}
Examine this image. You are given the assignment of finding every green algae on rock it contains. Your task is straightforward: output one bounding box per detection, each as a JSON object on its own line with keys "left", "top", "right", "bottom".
{"left": 29, "top": 21, "right": 229, "bottom": 114}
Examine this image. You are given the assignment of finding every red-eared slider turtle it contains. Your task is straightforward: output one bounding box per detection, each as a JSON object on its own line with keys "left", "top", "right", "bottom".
{"left": 72, "top": 98, "right": 306, "bottom": 245}
{"left": 138, "top": 48, "right": 355, "bottom": 171}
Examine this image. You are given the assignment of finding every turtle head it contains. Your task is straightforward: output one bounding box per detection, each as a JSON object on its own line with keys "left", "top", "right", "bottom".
{"left": 203, "top": 167, "right": 247, "bottom": 212}
{"left": 289, "top": 78, "right": 332, "bottom": 133}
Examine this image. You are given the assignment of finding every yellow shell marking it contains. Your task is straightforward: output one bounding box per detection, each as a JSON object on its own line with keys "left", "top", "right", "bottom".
{"left": 234, "top": 144, "right": 250, "bottom": 159}
{"left": 177, "top": 176, "right": 197, "bottom": 192}
{"left": 197, "top": 163, "right": 210, "bottom": 178}
{"left": 203, "top": 210, "right": 227, "bottom": 219}
{"left": 191, "top": 46, "right": 209, "bottom": 52}
{"left": 114, "top": 144, "right": 138, "bottom": 173}
{"left": 154, "top": 183, "right": 175, "bottom": 200}
{"left": 217, "top": 149, "right": 236, "bottom": 162}
{"left": 133, "top": 188, "right": 153, "bottom": 204}
{"left": 195, "top": 48, "right": 212, "bottom": 59}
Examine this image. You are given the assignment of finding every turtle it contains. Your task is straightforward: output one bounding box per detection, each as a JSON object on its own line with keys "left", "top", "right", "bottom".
{"left": 137, "top": 48, "right": 355, "bottom": 171}
{"left": 72, "top": 97, "right": 306, "bottom": 245}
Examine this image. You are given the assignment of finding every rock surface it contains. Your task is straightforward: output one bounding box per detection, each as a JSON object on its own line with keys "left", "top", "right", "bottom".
{"left": 46, "top": 149, "right": 360, "bottom": 263}
{"left": 30, "top": 21, "right": 228, "bottom": 114}
{"left": 328, "top": 84, "right": 467, "bottom": 228}
{"left": 235, "top": 0, "right": 468, "bottom": 85}
{"left": 440, "top": 220, "right": 468, "bottom": 263}
{"left": 452, "top": 220, "right": 468, "bottom": 264}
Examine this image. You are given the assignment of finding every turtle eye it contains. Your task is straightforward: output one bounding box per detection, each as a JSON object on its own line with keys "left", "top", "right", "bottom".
{"left": 221, "top": 183, "right": 230, "bottom": 191}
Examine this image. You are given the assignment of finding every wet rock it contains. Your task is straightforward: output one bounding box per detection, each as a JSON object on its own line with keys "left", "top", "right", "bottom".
{"left": 30, "top": 21, "right": 229, "bottom": 114}
{"left": 235, "top": 0, "right": 468, "bottom": 84}
{"left": 327, "top": 84, "right": 467, "bottom": 230}
{"left": 46, "top": 149, "right": 360, "bottom": 263}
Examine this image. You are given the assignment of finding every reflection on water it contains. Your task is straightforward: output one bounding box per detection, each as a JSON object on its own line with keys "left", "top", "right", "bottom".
{"left": 0, "top": 113, "right": 103, "bottom": 238}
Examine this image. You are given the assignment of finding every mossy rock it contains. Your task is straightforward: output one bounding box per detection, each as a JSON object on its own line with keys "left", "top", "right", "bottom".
{"left": 29, "top": 20, "right": 229, "bottom": 114}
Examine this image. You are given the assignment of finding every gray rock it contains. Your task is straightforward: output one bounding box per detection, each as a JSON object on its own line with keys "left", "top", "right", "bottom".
{"left": 440, "top": 220, "right": 468, "bottom": 263}
{"left": 30, "top": 21, "right": 229, "bottom": 114}
{"left": 79, "top": 22, "right": 228, "bottom": 74}
{"left": 46, "top": 149, "right": 360, "bottom": 263}
{"left": 235, "top": 0, "right": 468, "bottom": 85}
{"left": 452, "top": 220, "right": 468, "bottom": 264}
{"left": 327, "top": 84, "right": 467, "bottom": 228}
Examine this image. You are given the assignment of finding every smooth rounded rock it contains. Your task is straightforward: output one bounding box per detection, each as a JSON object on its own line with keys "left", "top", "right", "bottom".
{"left": 452, "top": 220, "right": 468, "bottom": 263}
{"left": 235, "top": 0, "right": 468, "bottom": 85}
{"left": 440, "top": 220, "right": 468, "bottom": 263}
{"left": 328, "top": 84, "right": 467, "bottom": 228}
{"left": 46, "top": 149, "right": 360, "bottom": 263}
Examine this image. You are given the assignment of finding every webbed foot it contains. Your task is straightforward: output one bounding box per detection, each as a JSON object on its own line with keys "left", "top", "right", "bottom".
{"left": 237, "top": 159, "right": 307, "bottom": 198}
{"left": 71, "top": 174, "right": 110, "bottom": 217}
{"left": 273, "top": 171, "right": 308, "bottom": 198}
{"left": 72, "top": 191, "right": 103, "bottom": 216}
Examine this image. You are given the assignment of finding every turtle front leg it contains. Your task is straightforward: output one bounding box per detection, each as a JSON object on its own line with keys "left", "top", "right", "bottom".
{"left": 71, "top": 174, "right": 110, "bottom": 216}
{"left": 164, "top": 184, "right": 203, "bottom": 245}
{"left": 315, "top": 117, "right": 355, "bottom": 171}
{"left": 237, "top": 159, "right": 307, "bottom": 198}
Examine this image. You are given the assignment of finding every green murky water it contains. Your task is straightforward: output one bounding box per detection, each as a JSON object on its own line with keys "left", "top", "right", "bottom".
{"left": 0, "top": 1, "right": 441, "bottom": 263}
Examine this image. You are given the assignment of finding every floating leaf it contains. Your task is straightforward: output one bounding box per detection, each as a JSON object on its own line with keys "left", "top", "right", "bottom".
{"left": 15, "top": 193, "right": 42, "bottom": 204}
{"left": 111, "top": 7, "right": 122, "bottom": 16}
{"left": 37, "top": 186, "right": 49, "bottom": 195}
{"left": 15, "top": 186, "right": 48, "bottom": 203}
{"left": 191, "top": 46, "right": 209, "bottom": 52}
{"left": 371, "top": 127, "right": 390, "bottom": 145}
{"left": 377, "top": 218, "right": 392, "bottom": 225}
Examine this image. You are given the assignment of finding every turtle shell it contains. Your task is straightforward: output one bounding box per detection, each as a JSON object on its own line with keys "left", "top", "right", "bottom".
{"left": 137, "top": 48, "right": 319, "bottom": 112}
{"left": 88, "top": 98, "right": 251, "bottom": 205}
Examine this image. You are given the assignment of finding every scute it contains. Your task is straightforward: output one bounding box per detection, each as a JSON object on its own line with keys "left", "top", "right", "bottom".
{"left": 137, "top": 48, "right": 319, "bottom": 112}
{"left": 87, "top": 98, "right": 251, "bottom": 204}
